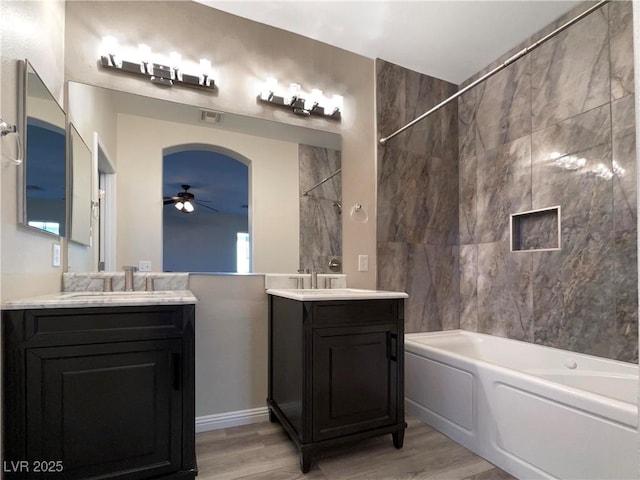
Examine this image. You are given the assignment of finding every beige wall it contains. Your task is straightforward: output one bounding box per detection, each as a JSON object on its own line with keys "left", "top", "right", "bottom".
{"left": 64, "top": 0, "right": 377, "bottom": 287}
{"left": 1, "top": 0, "right": 66, "bottom": 301}
{"left": 189, "top": 274, "right": 268, "bottom": 416}
{"left": 116, "top": 113, "right": 300, "bottom": 273}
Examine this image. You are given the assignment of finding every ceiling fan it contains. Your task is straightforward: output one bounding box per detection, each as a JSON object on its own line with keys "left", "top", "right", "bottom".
{"left": 163, "top": 184, "right": 219, "bottom": 214}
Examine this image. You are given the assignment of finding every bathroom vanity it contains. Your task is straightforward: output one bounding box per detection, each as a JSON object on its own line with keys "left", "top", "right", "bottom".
{"left": 2, "top": 291, "right": 197, "bottom": 479}
{"left": 266, "top": 288, "right": 408, "bottom": 473}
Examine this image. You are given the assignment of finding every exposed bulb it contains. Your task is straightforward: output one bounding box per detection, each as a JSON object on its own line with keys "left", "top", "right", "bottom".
{"left": 169, "top": 51, "right": 182, "bottom": 80}
{"left": 261, "top": 77, "right": 278, "bottom": 101}
{"left": 101, "top": 36, "right": 120, "bottom": 67}
{"left": 138, "top": 43, "right": 152, "bottom": 73}
{"left": 200, "top": 58, "right": 212, "bottom": 86}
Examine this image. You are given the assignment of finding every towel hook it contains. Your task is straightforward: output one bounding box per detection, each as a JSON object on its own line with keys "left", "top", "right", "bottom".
{"left": 1, "top": 118, "right": 23, "bottom": 165}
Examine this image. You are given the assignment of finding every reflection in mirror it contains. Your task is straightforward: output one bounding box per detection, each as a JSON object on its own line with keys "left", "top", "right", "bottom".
{"left": 69, "top": 124, "right": 93, "bottom": 246}
{"left": 19, "top": 60, "right": 66, "bottom": 236}
{"left": 163, "top": 147, "right": 249, "bottom": 273}
{"left": 66, "top": 82, "right": 342, "bottom": 274}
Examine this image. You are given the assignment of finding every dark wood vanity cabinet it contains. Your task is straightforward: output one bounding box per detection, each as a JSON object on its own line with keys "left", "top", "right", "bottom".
{"left": 267, "top": 296, "right": 406, "bottom": 473}
{"left": 2, "top": 304, "right": 196, "bottom": 480}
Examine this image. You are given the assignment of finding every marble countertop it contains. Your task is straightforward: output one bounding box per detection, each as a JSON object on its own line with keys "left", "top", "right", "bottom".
{"left": 266, "top": 288, "right": 408, "bottom": 301}
{"left": 1, "top": 290, "right": 198, "bottom": 310}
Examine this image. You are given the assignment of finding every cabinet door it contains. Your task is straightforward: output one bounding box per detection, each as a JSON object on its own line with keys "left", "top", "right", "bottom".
{"left": 312, "top": 325, "right": 398, "bottom": 441}
{"left": 25, "top": 340, "right": 182, "bottom": 479}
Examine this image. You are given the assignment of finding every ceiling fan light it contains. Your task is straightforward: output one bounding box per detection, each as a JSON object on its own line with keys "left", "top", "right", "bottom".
{"left": 183, "top": 200, "right": 195, "bottom": 213}
{"left": 174, "top": 201, "right": 184, "bottom": 210}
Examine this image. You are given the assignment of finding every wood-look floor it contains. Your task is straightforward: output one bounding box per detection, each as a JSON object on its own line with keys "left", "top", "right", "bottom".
{"left": 195, "top": 415, "right": 517, "bottom": 479}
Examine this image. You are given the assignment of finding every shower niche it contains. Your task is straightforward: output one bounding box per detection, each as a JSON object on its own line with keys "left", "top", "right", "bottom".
{"left": 510, "top": 206, "right": 561, "bottom": 252}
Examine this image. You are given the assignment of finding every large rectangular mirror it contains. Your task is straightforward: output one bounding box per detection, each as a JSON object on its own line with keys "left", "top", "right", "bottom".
{"left": 18, "top": 60, "right": 67, "bottom": 237}
{"left": 66, "top": 82, "right": 342, "bottom": 274}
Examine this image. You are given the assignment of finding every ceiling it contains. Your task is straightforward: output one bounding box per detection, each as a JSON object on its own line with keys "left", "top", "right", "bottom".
{"left": 197, "top": 0, "right": 580, "bottom": 84}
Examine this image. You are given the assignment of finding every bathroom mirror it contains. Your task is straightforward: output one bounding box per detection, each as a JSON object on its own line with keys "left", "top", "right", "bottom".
{"left": 66, "top": 82, "right": 342, "bottom": 274}
{"left": 18, "top": 60, "right": 67, "bottom": 237}
{"left": 69, "top": 124, "right": 93, "bottom": 246}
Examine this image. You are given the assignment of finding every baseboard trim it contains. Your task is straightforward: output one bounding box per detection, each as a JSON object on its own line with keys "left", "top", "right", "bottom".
{"left": 195, "top": 406, "right": 270, "bottom": 433}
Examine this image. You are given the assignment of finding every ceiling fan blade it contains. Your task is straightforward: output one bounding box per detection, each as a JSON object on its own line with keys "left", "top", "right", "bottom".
{"left": 195, "top": 201, "right": 219, "bottom": 212}
{"left": 163, "top": 198, "right": 177, "bottom": 205}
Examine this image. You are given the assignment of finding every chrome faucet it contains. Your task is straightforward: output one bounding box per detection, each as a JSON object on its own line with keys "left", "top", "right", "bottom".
{"left": 122, "top": 266, "right": 138, "bottom": 291}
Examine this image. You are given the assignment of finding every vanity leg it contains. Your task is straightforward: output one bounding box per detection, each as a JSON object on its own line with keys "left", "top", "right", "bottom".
{"left": 392, "top": 429, "right": 405, "bottom": 449}
{"left": 299, "top": 451, "right": 312, "bottom": 473}
{"left": 268, "top": 409, "right": 278, "bottom": 423}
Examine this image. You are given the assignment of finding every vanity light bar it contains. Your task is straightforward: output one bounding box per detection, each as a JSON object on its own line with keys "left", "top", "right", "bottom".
{"left": 99, "top": 37, "right": 216, "bottom": 92}
{"left": 257, "top": 78, "right": 342, "bottom": 121}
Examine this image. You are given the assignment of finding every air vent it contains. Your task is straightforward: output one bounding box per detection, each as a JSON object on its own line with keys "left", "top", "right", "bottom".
{"left": 200, "top": 109, "right": 224, "bottom": 124}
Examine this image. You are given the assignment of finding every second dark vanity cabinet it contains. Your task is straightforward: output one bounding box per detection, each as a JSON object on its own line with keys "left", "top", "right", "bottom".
{"left": 2, "top": 304, "right": 196, "bottom": 480}
{"left": 267, "top": 295, "right": 406, "bottom": 473}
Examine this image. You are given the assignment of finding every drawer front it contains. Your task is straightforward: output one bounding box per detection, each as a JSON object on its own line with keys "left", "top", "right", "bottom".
{"left": 311, "top": 299, "right": 400, "bottom": 326}
{"left": 23, "top": 305, "right": 191, "bottom": 347}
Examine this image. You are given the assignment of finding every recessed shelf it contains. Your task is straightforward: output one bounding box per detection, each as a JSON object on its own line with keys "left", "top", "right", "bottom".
{"left": 510, "top": 206, "right": 561, "bottom": 252}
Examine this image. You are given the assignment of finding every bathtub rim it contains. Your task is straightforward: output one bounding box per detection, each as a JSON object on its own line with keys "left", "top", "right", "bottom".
{"left": 405, "top": 329, "right": 638, "bottom": 424}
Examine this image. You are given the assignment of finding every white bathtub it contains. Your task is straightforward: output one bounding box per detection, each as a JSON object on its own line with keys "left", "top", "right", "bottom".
{"left": 405, "top": 330, "right": 638, "bottom": 480}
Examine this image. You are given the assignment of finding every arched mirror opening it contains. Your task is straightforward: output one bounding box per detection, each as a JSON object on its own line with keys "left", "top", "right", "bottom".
{"left": 163, "top": 147, "right": 249, "bottom": 273}
{"left": 19, "top": 60, "right": 66, "bottom": 237}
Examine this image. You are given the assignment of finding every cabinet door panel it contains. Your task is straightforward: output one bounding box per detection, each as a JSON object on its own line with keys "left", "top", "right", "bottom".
{"left": 312, "top": 325, "right": 398, "bottom": 441}
{"left": 26, "top": 340, "right": 182, "bottom": 479}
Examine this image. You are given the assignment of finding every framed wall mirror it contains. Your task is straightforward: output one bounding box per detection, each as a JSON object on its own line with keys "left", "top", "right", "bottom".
{"left": 69, "top": 123, "right": 93, "bottom": 246}
{"left": 18, "top": 60, "right": 67, "bottom": 237}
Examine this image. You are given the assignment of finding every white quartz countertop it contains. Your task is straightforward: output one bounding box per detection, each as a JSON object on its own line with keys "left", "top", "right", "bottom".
{"left": 1, "top": 290, "right": 198, "bottom": 310}
{"left": 266, "top": 288, "right": 408, "bottom": 301}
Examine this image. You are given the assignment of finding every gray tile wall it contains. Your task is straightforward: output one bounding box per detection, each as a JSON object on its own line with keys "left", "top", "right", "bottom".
{"left": 299, "top": 145, "right": 342, "bottom": 273}
{"left": 376, "top": 60, "right": 459, "bottom": 333}
{"left": 376, "top": 1, "right": 636, "bottom": 362}
{"left": 459, "top": 1, "right": 637, "bottom": 362}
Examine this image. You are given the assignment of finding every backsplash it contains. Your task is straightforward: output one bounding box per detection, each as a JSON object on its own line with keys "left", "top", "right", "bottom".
{"left": 63, "top": 272, "right": 190, "bottom": 292}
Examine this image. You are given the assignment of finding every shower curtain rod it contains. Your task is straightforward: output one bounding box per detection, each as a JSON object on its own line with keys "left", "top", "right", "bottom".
{"left": 302, "top": 168, "right": 342, "bottom": 196}
{"left": 379, "top": 0, "right": 610, "bottom": 146}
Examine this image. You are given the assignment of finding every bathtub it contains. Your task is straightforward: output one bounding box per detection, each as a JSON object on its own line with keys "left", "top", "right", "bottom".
{"left": 405, "top": 330, "right": 638, "bottom": 480}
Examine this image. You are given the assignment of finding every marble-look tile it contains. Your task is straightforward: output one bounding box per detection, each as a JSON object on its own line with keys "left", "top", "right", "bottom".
{"left": 531, "top": 104, "right": 612, "bottom": 231}
{"left": 376, "top": 60, "right": 408, "bottom": 142}
{"left": 477, "top": 241, "right": 533, "bottom": 341}
{"left": 377, "top": 242, "right": 459, "bottom": 333}
{"left": 530, "top": 6, "right": 609, "bottom": 131}
{"left": 613, "top": 228, "right": 639, "bottom": 362}
{"left": 609, "top": 0, "right": 634, "bottom": 100}
{"left": 476, "top": 136, "right": 532, "bottom": 244}
{"left": 612, "top": 94, "right": 637, "bottom": 232}
{"left": 533, "top": 227, "right": 616, "bottom": 358}
{"left": 377, "top": 59, "right": 458, "bottom": 160}
{"left": 299, "top": 145, "right": 341, "bottom": 272}
{"left": 462, "top": 58, "right": 531, "bottom": 156}
{"left": 458, "top": 89, "right": 478, "bottom": 159}
{"left": 459, "top": 154, "right": 477, "bottom": 245}
{"left": 378, "top": 148, "right": 458, "bottom": 245}
{"left": 459, "top": 245, "right": 478, "bottom": 332}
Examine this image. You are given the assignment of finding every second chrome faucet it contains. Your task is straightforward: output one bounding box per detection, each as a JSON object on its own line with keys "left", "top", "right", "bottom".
{"left": 122, "top": 265, "right": 138, "bottom": 291}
